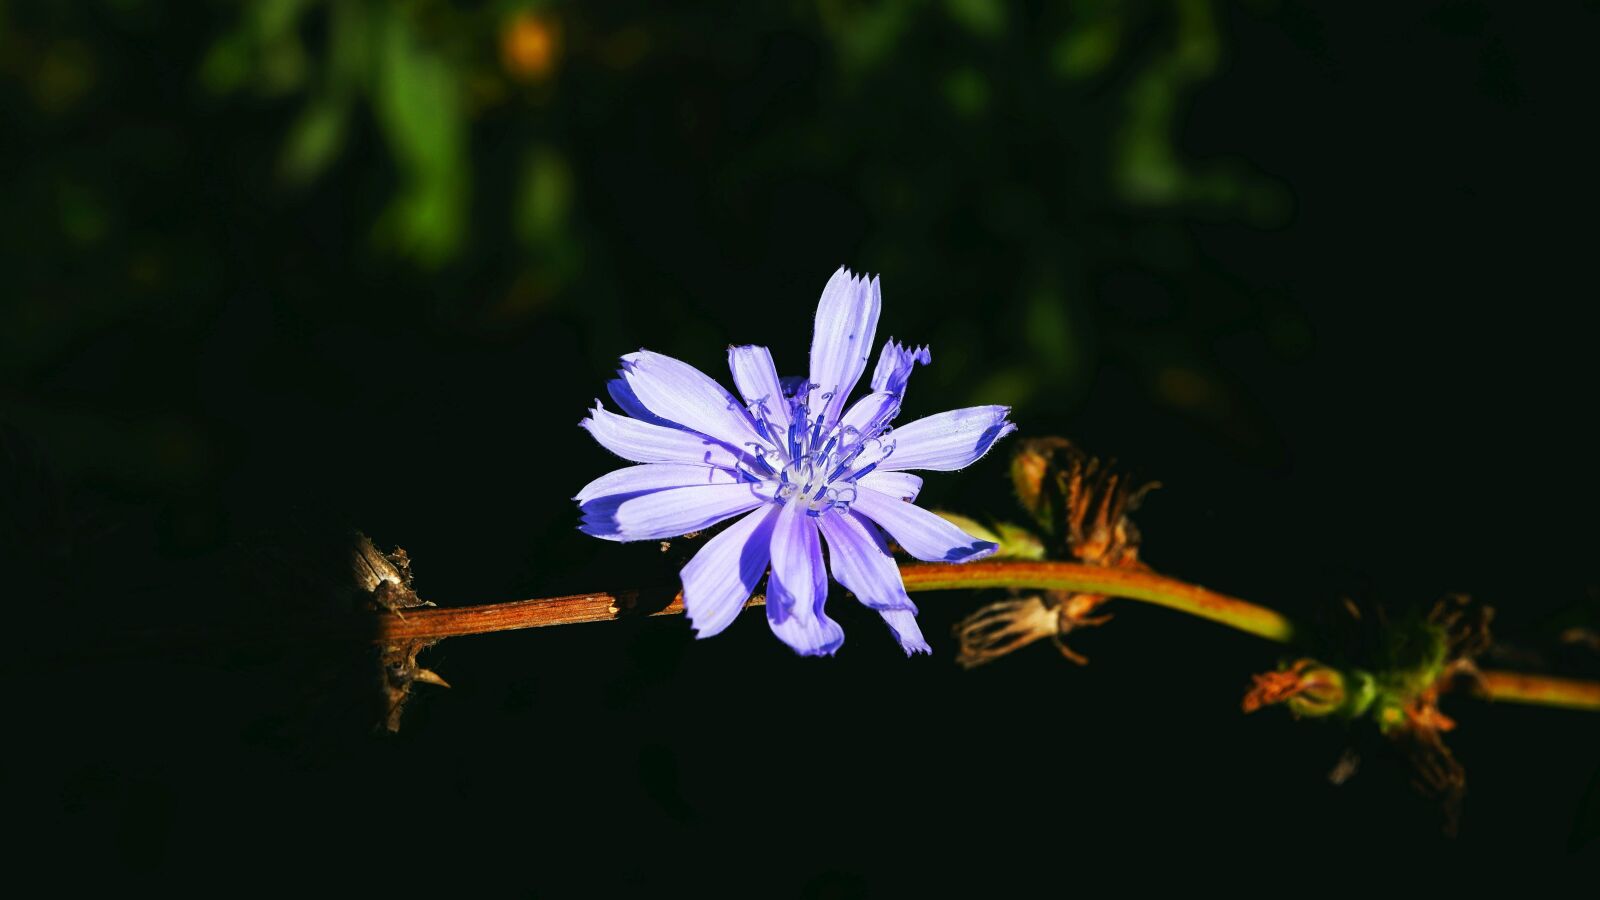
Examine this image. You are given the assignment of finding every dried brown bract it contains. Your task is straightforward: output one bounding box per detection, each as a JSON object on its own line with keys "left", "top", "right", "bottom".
{"left": 352, "top": 533, "right": 432, "bottom": 615}
{"left": 356, "top": 533, "right": 449, "bottom": 732}
{"left": 381, "top": 637, "right": 450, "bottom": 733}
{"left": 1394, "top": 707, "right": 1467, "bottom": 836}
{"left": 955, "top": 439, "right": 1155, "bottom": 668}
{"left": 1431, "top": 592, "right": 1493, "bottom": 674}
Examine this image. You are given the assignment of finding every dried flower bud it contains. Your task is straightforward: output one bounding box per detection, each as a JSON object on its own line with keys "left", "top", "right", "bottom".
{"left": 1008, "top": 437, "right": 1156, "bottom": 567}
{"left": 1009, "top": 437, "right": 1060, "bottom": 531}
{"left": 1242, "top": 659, "right": 1347, "bottom": 717}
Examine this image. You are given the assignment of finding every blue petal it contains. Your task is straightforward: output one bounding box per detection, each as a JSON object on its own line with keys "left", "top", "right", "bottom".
{"left": 817, "top": 511, "right": 915, "bottom": 612}
{"left": 850, "top": 487, "right": 998, "bottom": 562}
{"left": 837, "top": 390, "right": 900, "bottom": 440}
{"left": 807, "top": 268, "right": 882, "bottom": 426}
{"left": 877, "top": 608, "right": 932, "bottom": 656}
{"left": 870, "top": 339, "right": 931, "bottom": 397}
{"left": 680, "top": 504, "right": 780, "bottom": 638}
{"left": 856, "top": 470, "right": 922, "bottom": 502}
{"left": 727, "top": 345, "right": 792, "bottom": 432}
{"left": 580, "top": 402, "right": 748, "bottom": 467}
{"left": 766, "top": 500, "right": 844, "bottom": 656}
{"left": 575, "top": 463, "right": 743, "bottom": 503}
{"left": 879, "top": 405, "right": 1017, "bottom": 472}
{"left": 620, "top": 350, "right": 769, "bottom": 453}
{"left": 579, "top": 482, "right": 768, "bottom": 542}
{"left": 607, "top": 378, "right": 676, "bottom": 428}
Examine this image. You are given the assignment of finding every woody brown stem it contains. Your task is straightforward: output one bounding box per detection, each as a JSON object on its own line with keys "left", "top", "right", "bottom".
{"left": 377, "top": 587, "right": 710, "bottom": 641}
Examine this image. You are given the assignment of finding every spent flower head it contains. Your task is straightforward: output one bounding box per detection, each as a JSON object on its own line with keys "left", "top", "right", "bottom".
{"left": 954, "top": 440, "right": 1154, "bottom": 667}
{"left": 576, "top": 267, "right": 1016, "bottom": 655}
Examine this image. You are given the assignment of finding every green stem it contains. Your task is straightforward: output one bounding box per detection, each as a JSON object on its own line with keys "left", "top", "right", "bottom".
{"left": 898, "top": 560, "right": 1296, "bottom": 643}
{"left": 1474, "top": 669, "right": 1600, "bottom": 712}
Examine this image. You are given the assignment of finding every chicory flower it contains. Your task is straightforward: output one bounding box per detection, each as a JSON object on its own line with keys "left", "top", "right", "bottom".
{"left": 576, "top": 267, "right": 1016, "bottom": 655}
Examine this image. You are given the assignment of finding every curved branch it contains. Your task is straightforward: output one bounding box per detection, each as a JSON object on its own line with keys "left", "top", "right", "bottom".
{"left": 375, "top": 560, "right": 1288, "bottom": 642}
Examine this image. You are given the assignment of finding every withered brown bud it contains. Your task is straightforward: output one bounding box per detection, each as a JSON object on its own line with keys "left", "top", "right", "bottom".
{"left": 1008, "top": 437, "right": 1156, "bottom": 568}
{"left": 1242, "top": 659, "right": 1346, "bottom": 717}
{"left": 1009, "top": 437, "right": 1063, "bottom": 532}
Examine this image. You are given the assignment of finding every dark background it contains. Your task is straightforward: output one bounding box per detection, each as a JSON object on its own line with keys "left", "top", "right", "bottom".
{"left": 4, "top": 0, "right": 1597, "bottom": 889}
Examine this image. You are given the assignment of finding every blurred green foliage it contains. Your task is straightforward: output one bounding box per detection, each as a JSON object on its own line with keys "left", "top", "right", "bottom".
{"left": 202, "top": 0, "right": 475, "bottom": 263}
{"left": 1, "top": 0, "right": 1293, "bottom": 505}
{"left": 188, "top": 0, "right": 1280, "bottom": 269}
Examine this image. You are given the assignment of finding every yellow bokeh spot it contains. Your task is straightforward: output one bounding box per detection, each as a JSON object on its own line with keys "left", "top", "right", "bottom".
{"left": 500, "top": 13, "right": 560, "bottom": 81}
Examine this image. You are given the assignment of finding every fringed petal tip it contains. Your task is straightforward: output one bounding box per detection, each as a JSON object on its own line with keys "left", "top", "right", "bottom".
{"left": 809, "top": 267, "right": 883, "bottom": 425}
{"left": 576, "top": 519, "right": 625, "bottom": 542}
{"left": 899, "top": 637, "right": 933, "bottom": 657}
{"left": 871, "top": 338, "right": 933, "bottom": 396}
{"left": 879, "top": 608, "right": 932, "bottom": 656}
{"left": 579, "top": 398, "right": 603, "bottom": 424}
{"left": 687, "top": 614, "right": 730, "bottom": 641}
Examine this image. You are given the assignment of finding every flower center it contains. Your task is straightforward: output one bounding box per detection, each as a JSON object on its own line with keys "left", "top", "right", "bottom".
{"left": 747, "top": 401, "right": 892, "bottom": 516}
